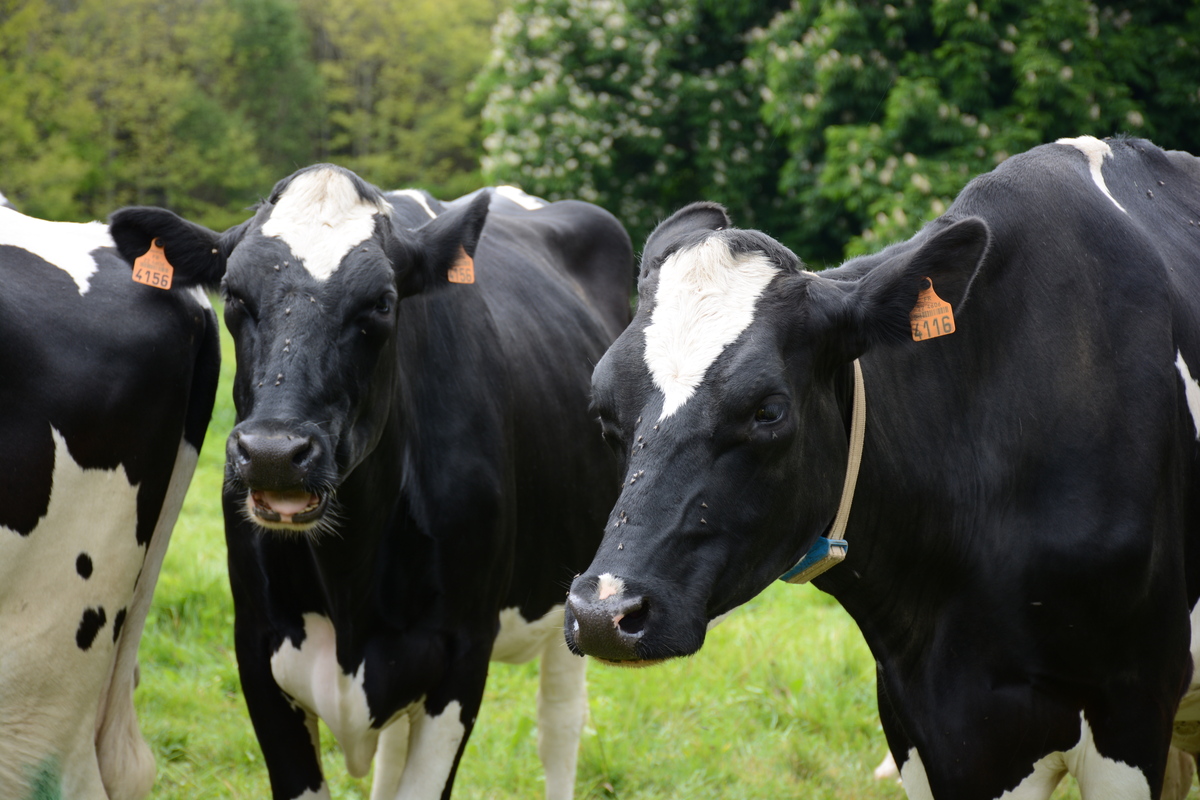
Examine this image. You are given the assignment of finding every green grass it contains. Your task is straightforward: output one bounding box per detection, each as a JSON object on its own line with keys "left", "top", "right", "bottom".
{"left": 134, "top": 308, "right": 1187, "bottom": 799}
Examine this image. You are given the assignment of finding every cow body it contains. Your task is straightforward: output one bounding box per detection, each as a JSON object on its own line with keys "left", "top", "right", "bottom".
{"left": 564, "top": 137, "right": 1200, "bottom": 799}
{"left": 0, "top": 208, "right": 219, "bottom": 800}
{"left": 110, "top": 167, "right": 631, "bottom": 800}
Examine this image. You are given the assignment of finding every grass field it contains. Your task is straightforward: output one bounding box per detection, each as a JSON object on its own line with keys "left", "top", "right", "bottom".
{"left": 133, "top": 309, "right": 1173, "bottom": 799}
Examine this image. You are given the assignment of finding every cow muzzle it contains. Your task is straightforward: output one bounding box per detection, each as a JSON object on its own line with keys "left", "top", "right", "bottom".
{"left": 227, "top": 425, "right": 330, "bottom": 529}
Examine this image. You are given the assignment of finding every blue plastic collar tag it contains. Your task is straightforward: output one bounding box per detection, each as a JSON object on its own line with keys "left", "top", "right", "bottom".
{"left": 779, "top": 537, "right": 848, "bottom": 584}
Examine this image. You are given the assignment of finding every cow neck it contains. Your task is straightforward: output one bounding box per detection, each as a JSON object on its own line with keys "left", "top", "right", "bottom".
{"left": 779, "top": 358, "right": 865, "bottom": 584}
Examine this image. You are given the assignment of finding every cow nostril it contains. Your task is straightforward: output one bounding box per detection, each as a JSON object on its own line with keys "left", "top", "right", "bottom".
{"left": 617, "top": 601, "right": 648, "bottom": 635}
{"left": 236, "top": 439, "right": 251, "bottom": 465}
{"left": 291, "top": 440, "right": 314, "bottom": 467}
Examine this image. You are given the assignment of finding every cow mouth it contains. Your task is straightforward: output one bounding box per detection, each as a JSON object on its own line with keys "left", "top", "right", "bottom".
{"left": 248, "top": 489, "right": 328, "bottom": 527}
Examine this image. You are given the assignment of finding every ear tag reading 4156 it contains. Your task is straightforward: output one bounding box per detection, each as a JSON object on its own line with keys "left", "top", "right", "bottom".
{"left": 447, "top": 246, "right": 475, "bottom": 284}
{"left": 132, "top": 239, "right": 174, "bottom": 290}
{"left": 910, "top": 277, "right": 955, "bottom": 341}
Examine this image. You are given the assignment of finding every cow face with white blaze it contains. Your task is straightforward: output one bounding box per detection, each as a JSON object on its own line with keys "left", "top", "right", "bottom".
{"left": 112, "top": 164, "right": 489, "bottom": 534}
{"left": 565, "top": 202, "right": 987, "bottom": 664}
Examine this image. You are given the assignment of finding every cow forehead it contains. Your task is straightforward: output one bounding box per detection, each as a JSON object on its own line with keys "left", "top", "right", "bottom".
{"left": 643, "top": 235, "right": 781, "bottom": 420}
{"left": 260, "top": 167, "right": 392, "bottom": 282}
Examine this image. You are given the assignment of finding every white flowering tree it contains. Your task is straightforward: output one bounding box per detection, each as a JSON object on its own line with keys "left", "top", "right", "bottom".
{"left": 751, "top": 0, "right": 1200, "bottom": 259}
{"left": 475, "top": 0, "right": 793, "bottom": 248}
{"left": 479, "top": 0, "right": 1200, "bottom": 265}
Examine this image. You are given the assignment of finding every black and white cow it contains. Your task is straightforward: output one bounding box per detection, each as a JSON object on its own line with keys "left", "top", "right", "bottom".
{"left": 109, "top": 166, "right": 632, "bottom": 800}
{"left": 564, "top": 136, "right": 1200, "bottom": 799}
{"left": 0, "top": 207, "right": 220, "bottom": 799}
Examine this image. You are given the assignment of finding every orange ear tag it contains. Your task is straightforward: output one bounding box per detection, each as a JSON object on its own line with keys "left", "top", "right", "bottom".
{"left": 447, "top": 247, "right": 475, "bottom": 284}
{"left": 910, "top": 277, "right": 955, "bottom": 341}
{"left": 132, "top": 239, "right": 175, "bottom": 290}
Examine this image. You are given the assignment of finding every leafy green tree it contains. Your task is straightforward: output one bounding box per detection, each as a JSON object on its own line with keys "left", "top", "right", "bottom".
{"left": 749, "top": 0, "right": 1200, "bottom": 261}
{"left": 480, "top": 0, "right": 1200, "bottom": 264}
{"left": 476, "top": 0, "right": 792, "bottom": 247}
{"left": 300, "top": 0, "right": 503, "bottom": 198}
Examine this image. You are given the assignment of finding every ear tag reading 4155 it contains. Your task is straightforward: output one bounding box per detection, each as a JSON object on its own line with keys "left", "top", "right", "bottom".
{"left": 447, "top": 246, "right": 475, "bottom": 284}
{"left": 910, "top": 277, "right": 955, "bottom": 341}
{"left": 132, "top": 239, "right": 174, "bottom": 290}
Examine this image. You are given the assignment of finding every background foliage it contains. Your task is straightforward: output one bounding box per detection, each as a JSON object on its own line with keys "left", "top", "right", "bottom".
{"left": 480, "top": 0, "right": 1200, "bottom": 263}
{"left": 0, "top": 0, "right": 500, "bottom": 229}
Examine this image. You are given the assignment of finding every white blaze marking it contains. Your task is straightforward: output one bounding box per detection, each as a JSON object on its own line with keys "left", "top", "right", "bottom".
{"left": 643, "top": 236, "right": 780, "bottom": 420}
{"left": 261, "top": 168, "right": 391, "bottom": 281}
{"left": 386, "top": 189, "right": 437, "bottom": 219}
{"left": 0, "top": 208, "right": 112, "bottom": 295}
{"left": 270, "top": 613, "right": 379, "bottom": 778}
{"left": 1056, "top": 136, "right": 1127, "bottom": 214}
{"left": 596, "top": 573, "right": 625, "bottom": 601}
{"left": 1175, "top": 351, "right": 1200, "bottom": 440}
{"left": 495, "top": 185, "right": 546, "bottom": 209}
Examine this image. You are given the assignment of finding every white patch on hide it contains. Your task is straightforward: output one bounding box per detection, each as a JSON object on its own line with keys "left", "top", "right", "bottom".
{"left": 1055, "top": 136, "right": 1127, "bottom": 214}
{"left": 492, "top": 605, "right": 564, "bottom": 664}
{"left": 270, "top": 613, "right": 379, "bottom": 778}
{"left": 1175, "top": 351, "right": 1200, "bottom": 441}
{"left": 899, "top": 748, "right": 935, "bottom": 800}
{"left": 0, "top": 208, "right": 113, "bottom": 295}
{"left": 386, "top": 189, "right": 437, "bottom": 219}
{"left": 643, "top": 235, "right": 780, "bottom": 420}
{"left": 262, "top": 167, "right": 392, "bottom": 281}
{"left": 290, "top": 787, "right": 331, "bottom": 800}
{"left": 596, "top": 573, "right": 625, "bottom": 602}
{"left": 495, "top": 185, "right": 546, "bottom": 209}
{"left": 0, "top": 427, "right": 144, "bottom": 799}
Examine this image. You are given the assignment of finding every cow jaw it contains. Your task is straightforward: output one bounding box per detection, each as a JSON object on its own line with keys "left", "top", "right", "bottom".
{"left": 247, "top": 489, "right": 329, "bottom": 531}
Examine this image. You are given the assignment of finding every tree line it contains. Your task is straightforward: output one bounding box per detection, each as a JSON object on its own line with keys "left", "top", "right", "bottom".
{"left": 478, "top": 0, "right": 1200, "bottom": 264}
{"left": 4, "top": 0, "right": 1198, "bottom": 263}
{"left": 0, "top": 0, "right": 500, "bottom": 229}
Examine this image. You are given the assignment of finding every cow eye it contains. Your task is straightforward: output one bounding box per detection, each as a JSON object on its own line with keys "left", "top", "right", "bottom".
{"left": 753, "top": 397, "right": 788, "bottom": 424}
{"left": 374, "top": 294, "right": 393, "bottom": 314}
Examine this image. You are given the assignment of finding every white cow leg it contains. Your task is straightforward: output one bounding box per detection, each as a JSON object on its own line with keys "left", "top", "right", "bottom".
{"left": 537, "top": 635, "right": 587, "bottom": 800}
{"left": 369, "top": 715, "right": 411, "bottom": 800}
{"left": 392, "top": 701, "right": 466, "bottom": 799}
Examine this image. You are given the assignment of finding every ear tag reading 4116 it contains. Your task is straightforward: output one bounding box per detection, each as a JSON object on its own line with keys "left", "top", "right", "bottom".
{"left": 132, "top": 239, "right": 174, "bottom": 290}
{"left": 910, "top": 277, "right": 954, "bottom": 341}
{"left": 447, "top": 246, "right": 475, "bottom": 284}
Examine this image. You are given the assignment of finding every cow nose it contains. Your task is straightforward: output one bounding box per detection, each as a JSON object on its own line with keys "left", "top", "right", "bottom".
{"left": 565, "top": 588, "right": 648, "bottom": 662}
{"left": 230, "top": 430, "right": 319, "bottom": 489}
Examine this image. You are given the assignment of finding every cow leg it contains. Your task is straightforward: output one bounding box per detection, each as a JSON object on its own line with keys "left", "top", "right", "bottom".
{"left": 1160, "top": 746, "right": 1196, "bottom": 800}
{"left": 384, "top": 645, "right": 490, "bottom": 800}
{"left": 537, "top": 633, "right": 588, "bottom": 800}
{"left": 369, "top": 716, "right": 411, "bottom": 800}
{"left": 234, "top": 625, "right": 328, "bottom": 800}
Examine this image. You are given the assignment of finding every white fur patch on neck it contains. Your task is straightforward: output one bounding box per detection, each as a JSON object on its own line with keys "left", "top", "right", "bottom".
{"left": 261, "top": 168, "right": 392, "bottom": 281}
{"left": 643, "top": 236, "right": 780, "bottom": 420}
{"left": 0, "top": 208, "right": 112, "bottom": 295}
{"left": 1056, "top": 136, "right": 1127, "bottom": 214}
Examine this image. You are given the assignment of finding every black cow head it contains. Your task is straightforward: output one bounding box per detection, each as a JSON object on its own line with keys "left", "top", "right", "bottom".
{"left": 110, "top": 164, "right": 489, "bottom": 534}
{"left": 564, "top": 203, "right": 988, "bottom": 664}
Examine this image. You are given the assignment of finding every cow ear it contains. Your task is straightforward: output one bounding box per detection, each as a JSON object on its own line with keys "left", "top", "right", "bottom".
{"left": 392, "top": 190, "right": 491, "bottom": 295}
{"left": 639, "top": 202, "right": 730, "bottom": 281}
{"left": 109, "top": 206, "right": 249, "bottom": 289}
{"left": 847, "top": 215, "right": 989, "bottom": 349}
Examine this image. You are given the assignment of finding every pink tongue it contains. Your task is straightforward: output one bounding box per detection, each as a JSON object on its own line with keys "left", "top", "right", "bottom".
{"left": 262, "top": 491, "right": 315, "bottom": 516}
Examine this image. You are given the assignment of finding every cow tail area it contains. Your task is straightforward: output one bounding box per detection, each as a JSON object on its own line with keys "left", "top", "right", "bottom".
{"left": 94, "top": 296, "right": 220, "bottom": 800}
